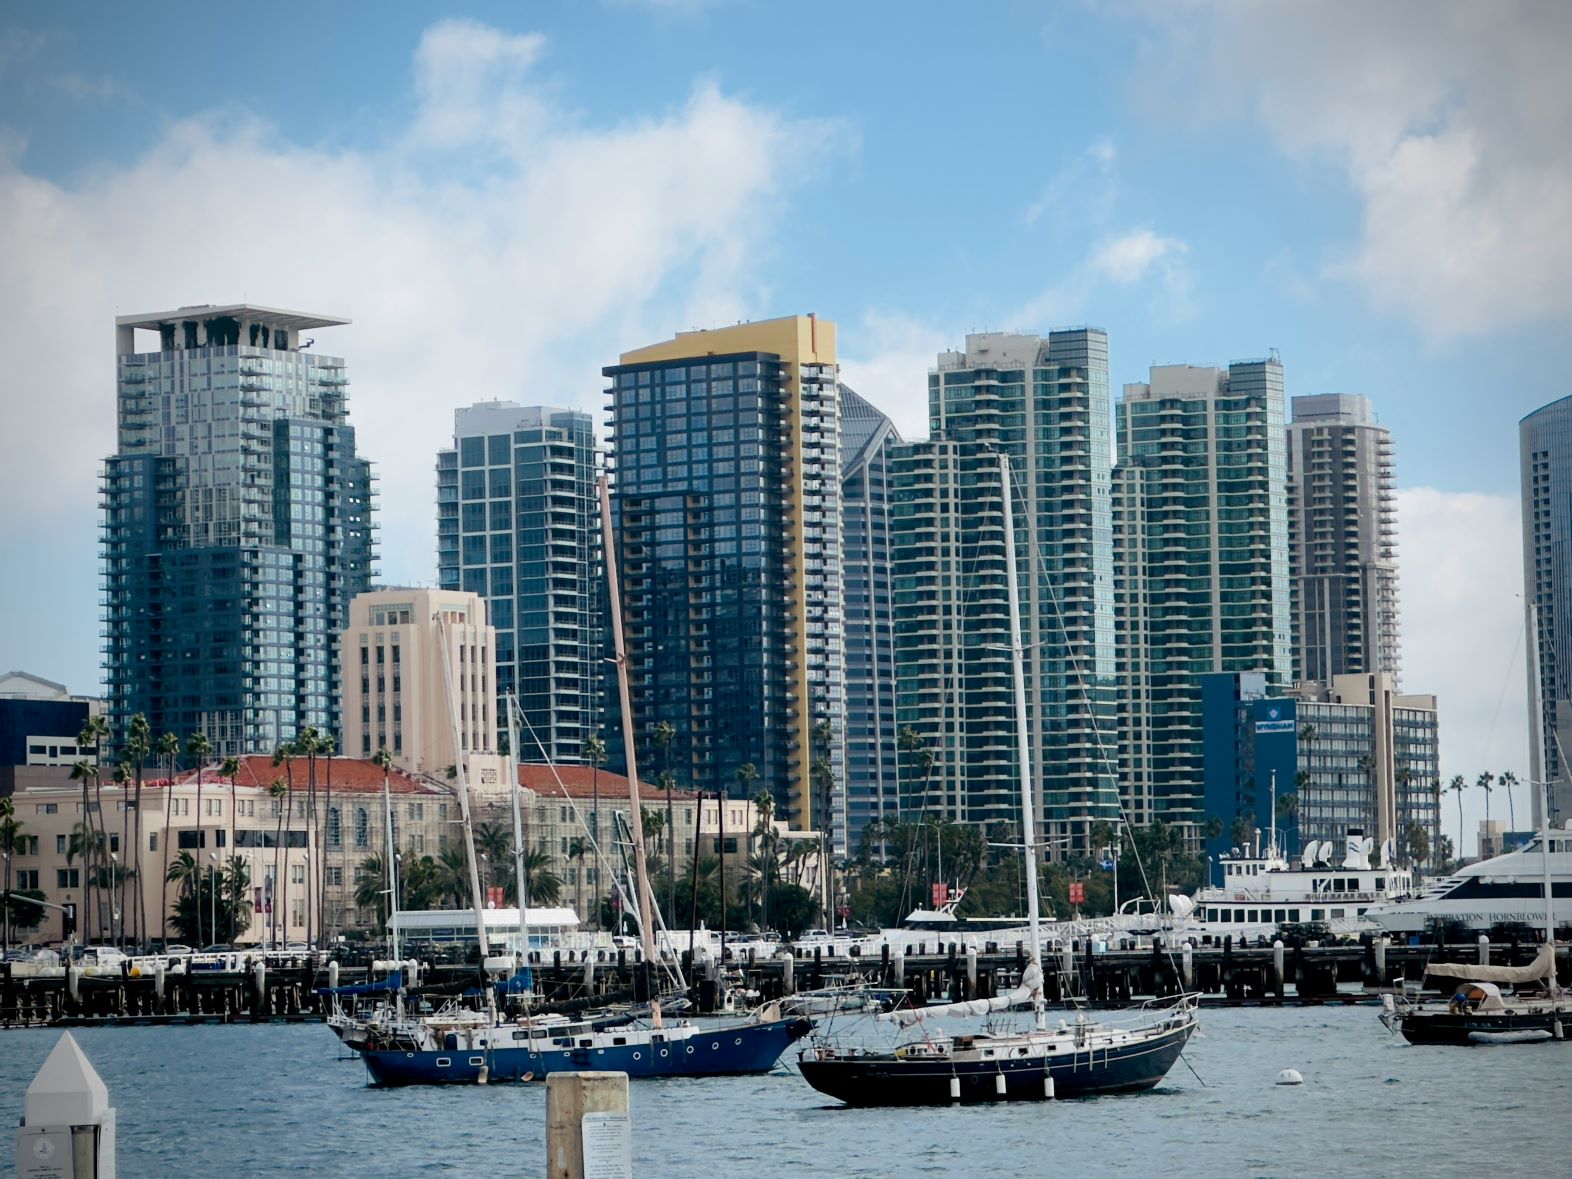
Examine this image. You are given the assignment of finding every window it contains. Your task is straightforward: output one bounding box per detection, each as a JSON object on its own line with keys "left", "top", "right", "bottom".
{"left": 327, "top": 808, "right": 342, "bottom": 848}
{"left": 292, "top": 864, "right": 305, "bottom": 884}
{"left": 16, "top": 869, "right": 39, "bottom": 890}
{"left": 326, "top": 866, "right": 344, "bottom": 887}
{"left": 57, "top": 868, "right": 80, "bottom": 889}
{"left": 37, "top": 803, "right": 58, "bottom": 815}
{"left": 56, "top": 834, "right": 67, "bottom": 855}
{"left": 178, "top": 831, "right": 207, "bottom": 849}
{"left": 355, "top": 808, "right": 370, "bottom": 848}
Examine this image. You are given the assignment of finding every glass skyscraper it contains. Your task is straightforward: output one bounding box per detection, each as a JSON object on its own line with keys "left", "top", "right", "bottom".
{"left": 1115, "top": 359, "right": 1291, "bottom": 833}
{"left": 436, "top": 403, "right": 601, "bottom": 764}
{"left": 1521, "top": 395, "right": 1572, "bottom": 829}
{"left": 102, "top": 304, "right": 374, "bottom": 757}
{"left": 890, "top": 330, "right": 1120, "bottom": 848}
{"left": 603, "top": 316, "right": 843, "bottom": 838}
{"left": 839, "top": 385, "right": 900, "bottom": 855}
{"left": 1287, "top": 394, "right": 1400, "bottom": 685}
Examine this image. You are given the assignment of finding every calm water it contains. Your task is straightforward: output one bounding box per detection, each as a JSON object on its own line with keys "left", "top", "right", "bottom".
{"left": 2, "top": 1008, "right": 1568, "bottom": 1177}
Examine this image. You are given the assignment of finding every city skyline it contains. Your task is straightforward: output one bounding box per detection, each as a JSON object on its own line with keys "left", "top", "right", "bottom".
{"left": 2, "top": 3, "right": 1567, "bottom": 851}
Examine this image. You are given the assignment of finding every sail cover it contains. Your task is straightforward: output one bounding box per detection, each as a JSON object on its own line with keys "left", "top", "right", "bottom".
{"left": 1424, "top": 942, "right": 1555, "bottom": 984}
{"left": 880, "top": 960, "right": 1043, "bottom": 1026}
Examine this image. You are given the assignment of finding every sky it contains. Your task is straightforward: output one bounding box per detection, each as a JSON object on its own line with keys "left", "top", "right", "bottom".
{"left": 1, "top": 1, "right": 1568, "bottom": 853}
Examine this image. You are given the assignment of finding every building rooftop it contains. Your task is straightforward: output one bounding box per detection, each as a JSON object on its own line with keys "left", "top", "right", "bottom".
{"left": 518, "top": 763, "right": 700, "bottom": 803}
{"left": 116, "top": 304, "right": 349, "bottom": 333}
{"left": 164, "top": 755, "right": 446, "bottom": 796}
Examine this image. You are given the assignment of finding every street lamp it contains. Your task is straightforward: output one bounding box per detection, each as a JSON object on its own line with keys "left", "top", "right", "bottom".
{"left": 109, "top": 852, "right": 120, "bottom": 949}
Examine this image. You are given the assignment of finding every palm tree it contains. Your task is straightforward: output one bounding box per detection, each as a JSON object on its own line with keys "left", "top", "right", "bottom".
{"left": 1, "top": 798, "right": 24, "bottom": 951}
{"left": 373, "top": 746, "right": 397, "bottom": 938}
{"left": 355, "top": 853, "right": 392, "bottom": 927}
{"left": 435, "top": 846, "right": 472, "bottom": 908}
{"left": 751, "top": 789, "right": 776, "bottom": 931}
{"left": 517, "top": 848, "right": 563, "bottom": 908}
{"left": 220, "top": 855, "right": 252, "bottom": 944}
{"left": 267, "top": 777, "right": 288, "bottom": 946}
{"left": 156, "top": 730, "right": 180, "bottom": 943}
{"left": 68, "top": 757, "right": 99, "bottom": 941}
{"left": 567, "top": 835, "right": 590, "bottom": 922}
{"left": 653, "top": 720, "right": 677, "bottom": 925}
{"left": 1447, "top": 774, "right": 1467, "bottom": 859}
{"left": 111, "top": 761, "right": 130, "bottom": 946}
{"left": 165, "top": 850, "right": 201, "bottom": 943}
{"left": 1498, "top": 770, "right": 1520, "bottom": 838}
{"left": 475, "top": 820, "right": 513, "bottom": 892}
{"left": 320, "top": 732, "right": 337, "bottom": 942}
{"left": 1476, "top": 771, "right": 1495, "bottom": 846}
{"left": 125, "top": 713, "right": 151, "bottom": 947}
{"left": 271, "top": 742, "right": 298, "bottom": 945}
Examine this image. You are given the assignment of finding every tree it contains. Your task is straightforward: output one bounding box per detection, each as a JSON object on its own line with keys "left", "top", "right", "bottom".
{"left": 475, "top": 820, "right": 513, "bottom": 891}
{"left": 271, "top": 742, "right": 298, "bottom": 946}
{"left": 125, "top": 713, "right": 151, "bottom": 947}
{"left": 186, "top": 734, "right": 214, "bottom": 931}
{"left": 567, "top": 836, "right": 591, "bottom": 923}
{"left": 155, "top": 730, "right": 180, "bottom": 942}
{"left": 267, "top": 776, "right": 289, "bottom": 947}
{"left": 1404, "top": 821, "right": 1431, "bottom": 867}
{"left": 766, "top": 882, "right": 820, "bottom": 940}
{"left": 1498, "top": 770, "right": 1520, "bottom": 837}
{"left": 169, "top": 855, "right": 251, "bottom": 944}
{"left": 435, "top": 846, "right": 471, "bottom": 908}
{"left": 1476, "top": 771, "right": 1495, "bottom": 837}
{"left": 165, "top": 849, "right": 202, "bottom": 943}
{"left": 751, "top": 790, "right": 776, "bottom": 931}
{"left": 1, "top": 797, "right": 40, "bottom": 947}
{"left": 68, "top": 756, "right": 100, "bottom": 940}
{"left": 653, "top": 720, "right": 677, "bottom": 928}
{"left": 514, "top": 848, "right": 562, "bottom": 908}
{"left": 356, "top": 853, "right": 393, "bottom": 927}
{"left": 1447, "top": 774, "right": 1467, "bottom": 859}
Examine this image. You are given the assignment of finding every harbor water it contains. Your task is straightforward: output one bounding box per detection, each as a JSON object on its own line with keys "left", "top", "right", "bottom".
{"left": 2, "top": 1008, "right": 1568, "bottom": 1177}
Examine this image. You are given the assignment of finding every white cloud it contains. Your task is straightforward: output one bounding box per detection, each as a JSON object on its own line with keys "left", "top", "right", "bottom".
{"left": 1397, "top": 487, "right": 1530, "bottom": 855}
{"left": 0, "top": 22, "right": 843, "bottom": 688}
{"left": 1135, "top": 0, "right": 1572, "bottom": 339}
{"left": 1024, "top": 137, "right": 1118, "bottom": 226}
{"left": 1090, "top": 227, "right": 1185, "bottom": 284}
{"left": 838, "top": 311, "right": 955, "bottom": 442}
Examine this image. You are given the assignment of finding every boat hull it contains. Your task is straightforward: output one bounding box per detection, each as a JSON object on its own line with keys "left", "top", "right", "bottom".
{"left": 1397, "top": 1007, "right": 1571, "bottom": 1046}
{"left": 361, "top": 1017, "right": 812, "bottom": 1086}
{"left": 797, "top": 1020, "right": 1195, "bottom": 1107}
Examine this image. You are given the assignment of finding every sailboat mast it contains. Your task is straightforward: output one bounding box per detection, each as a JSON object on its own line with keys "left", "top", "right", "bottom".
{"left": 505, "top": 693, "right": 528, "bottom": 957}
{"left": 436, "top": 612, "right": 494, "bottom": 993}
{"left": 598, "top": 474, "right": 664, "bottom": 1027}
{"left": 998, "top": 453, "right": 1043, "bottom": 984}
{"left": 381, "top": 764, "right": 400, "bottom": 963}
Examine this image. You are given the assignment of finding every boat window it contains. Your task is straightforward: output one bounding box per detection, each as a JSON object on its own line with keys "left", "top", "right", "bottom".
{"left": 613, "top": 1037, "right": 627, "bottom": 1046}
{"left": 1375, "top": 877, "right": 1385, "bottom": 890}
{"left": 512, "top": 1030, "right": 529, "bottom": 1041}
{"left": 1274, "top": 909, "right": 1286, "bottom": 922}
{"left": 1248, "top": 910, "right": 1259, "bottom": 922}
{"left": 1331, "top": 909, "right": 1344, "bottom": 919}
{"left": 579, "top": 1040, "right": 592, "bottom": 1048}
{"left": 1311, "top": 908, "right": 1324, "bottom": 920}
{"left": 1290, "top": 910, "right": 1300, "bottom": 921}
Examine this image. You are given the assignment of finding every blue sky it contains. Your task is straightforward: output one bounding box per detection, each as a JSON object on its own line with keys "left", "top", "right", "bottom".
{"left": 2, "top": 1, "right": 1567, "bottom": 850}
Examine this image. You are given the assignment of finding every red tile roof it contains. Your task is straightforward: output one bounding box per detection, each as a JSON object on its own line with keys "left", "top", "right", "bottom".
{"left": 162, "top": 756, "right": 446, "bottom": 796}
{"left": 517, "top": 762, "right": 700, "bottom": 803}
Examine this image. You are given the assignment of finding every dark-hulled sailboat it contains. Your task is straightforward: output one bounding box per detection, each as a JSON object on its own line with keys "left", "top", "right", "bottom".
{"left": 797, "top": 453, "right": 1197, "bottom": 1106}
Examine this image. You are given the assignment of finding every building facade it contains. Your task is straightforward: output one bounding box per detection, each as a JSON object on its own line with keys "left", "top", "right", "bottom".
{"left": 0, "top": 672, "right": 103, "bottom": 796}
{"left": 1287, "top": 394, "right": 1400, "bottom": 684}
{"left": 339, "top": 588, "right": 502, "bottom": 782}
{"left": 1201, "top": 671, "right": 1441, "bottom": 868}
{"left": 839, "top": 387, "right": 901, "bottom": 856}
{"left": 1521, "top": 395, "right": 1572, "bottom": 830}
{"left": 888, "top": 331, "right": 1119, "bottom": 850}
{"left": 437, "top": 403, "right": 602, "bottom": 763}
{"left": 102, "top": 305, "right": 374, "bottom": 759}
{"left": 1115, "top": 360, "right": 1292, "bottom": 836}
{"left": 603, "top": 316, "right": 844, "bottom": 841}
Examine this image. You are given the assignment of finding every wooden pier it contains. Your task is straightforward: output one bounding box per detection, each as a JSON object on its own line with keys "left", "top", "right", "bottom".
{"left": 4, "top": 936, "right": 1566, "bottom": 1028}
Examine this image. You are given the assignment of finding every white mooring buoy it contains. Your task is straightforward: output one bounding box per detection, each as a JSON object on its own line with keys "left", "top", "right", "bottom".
{"left": 1276, "top": 1068, "right": 1303, "bottom": 1086}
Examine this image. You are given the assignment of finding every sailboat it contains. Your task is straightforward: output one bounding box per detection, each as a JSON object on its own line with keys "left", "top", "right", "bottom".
{"left": 1380, "top": 603, "right": 1569, "bottom": 1046}
{"left": 357, "top": 475, "right": 810, "bottom": 1085}
{"left": 796, "top": 453, "right": 1198, "bottom": 1105}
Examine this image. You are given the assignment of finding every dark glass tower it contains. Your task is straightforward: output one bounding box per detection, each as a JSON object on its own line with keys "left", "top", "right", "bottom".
{"left": 603, "top": 316, "right": 843, "bottom": 835}
{"left": 102, "top": 305, "right": 374, "bottom": 756}
{"left": 437, "top": 403, "right": 601, "bottom": 763}
{"left": 839, "top": 385, "right": 900, "bottom": 855}
{"left": 1521, "top": 395, "right": 1572, "bottom": 829}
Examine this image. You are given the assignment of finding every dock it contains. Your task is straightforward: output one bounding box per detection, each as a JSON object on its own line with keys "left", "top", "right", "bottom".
{"left": 4, "top": 934, "right": 1566, "bottom": 1028}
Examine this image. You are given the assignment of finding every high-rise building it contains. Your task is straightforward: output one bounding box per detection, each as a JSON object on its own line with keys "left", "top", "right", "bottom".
{"left": 102, "top": 305, "right": 374, "bottom": 757}
{"left": 437, "top": 403, "right": 601, "bottom": 764}
{"left": 838, "top": 385, "right": 900, "bottom": 855}
{"left": 603, "top": 315, "right": 843, "bottom": 838}
{"left": 1114, "top": 359, "right": 1291, "bottom": 834}
{"left": 339, "top": 587, "right": 504, "bottom": 784}
{"left": 1521, "top": 395, "right": 1572, "bottom": 829}
{"left": 889, "top": 330, "right": 1119, "bottom": 847}
{"left": 1287, "top": 394, "right": 1400, "bottom": 684}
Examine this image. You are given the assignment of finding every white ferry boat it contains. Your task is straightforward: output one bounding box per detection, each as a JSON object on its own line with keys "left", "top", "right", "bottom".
{"left": 1183, "top": 830, "right": 1416, "bottom": 942}
{"left": 1364, "top": 824, "right": 1572, "bottom": 936}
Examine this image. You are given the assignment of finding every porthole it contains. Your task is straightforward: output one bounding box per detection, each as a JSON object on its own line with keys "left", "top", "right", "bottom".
{"left": 436, "top": 1057, "right": 451, "bottom": 1067}
{"left": 632, "top": 1052, "right": 641, "bottom": 1060}
{"left": 686, "top": 1046, "right": 694, "bottom": 1055}
{"left": 734, "top": 1038, "right": 743, "bottom": 1045}
{"left": 660, "top": 1050, "right": 668, "bottom": 1058}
